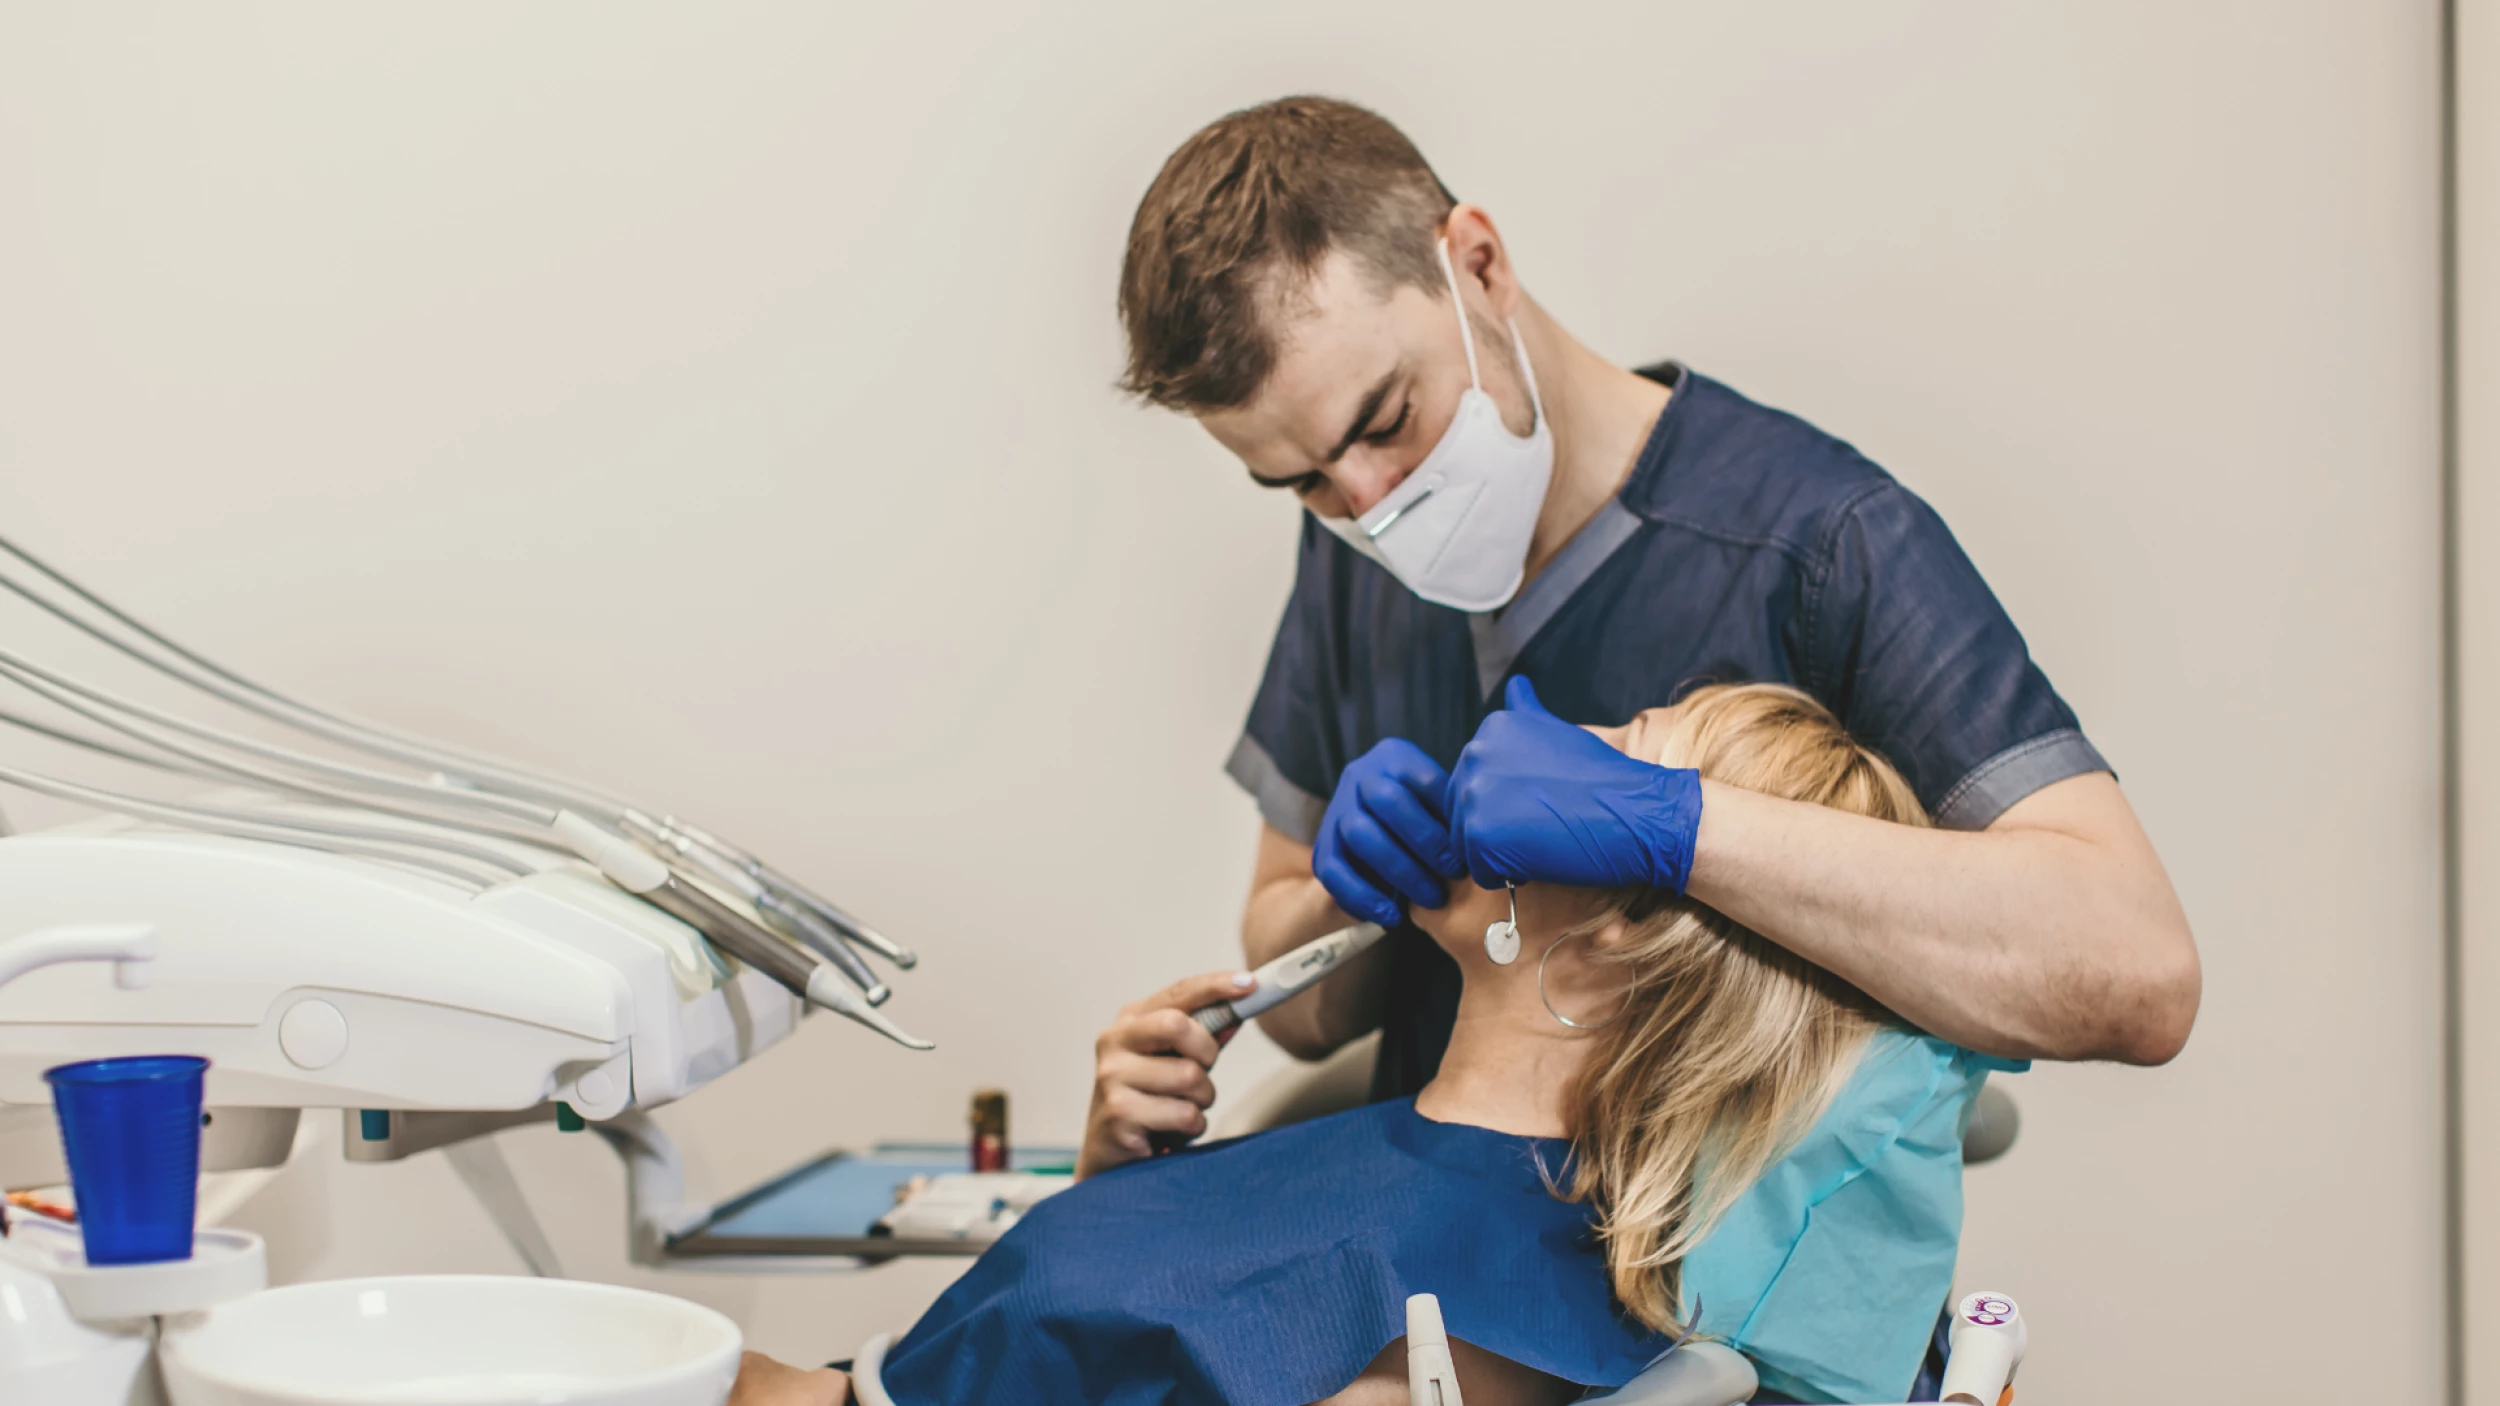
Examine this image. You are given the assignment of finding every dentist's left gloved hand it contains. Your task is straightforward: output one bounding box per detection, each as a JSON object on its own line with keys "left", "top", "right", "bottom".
{"left": 1448, "top": 676, "right": 1705, "bottom": 893}
{"left": 1312, "top": 738, "right": 1464, "bottom": 929}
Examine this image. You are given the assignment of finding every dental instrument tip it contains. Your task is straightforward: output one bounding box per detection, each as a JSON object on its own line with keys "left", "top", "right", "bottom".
{"left": 806, "top": 967, "right": 934, "bottom": 1050}
{"left": 852, "top": 1007, "right": 933, "bottom": 1050}
{"left": 833, "top": 919, "right": 914, "bottom": 970}
{"left": 762, "top": 899, "right": 893, "bottom": 999}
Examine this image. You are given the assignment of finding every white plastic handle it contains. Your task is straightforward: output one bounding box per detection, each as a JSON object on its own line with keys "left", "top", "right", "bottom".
{"left": 1940, "top": 1290, "right": 2026, "bottom": 1405}
{"left": 1407, "top": 1293, "right": 1465, "bottom": 1406}
{"left": 551, "top": 810, "right": 668, "bottom": 893}
{"left": 850, "top": 1333, "right": 899, "bottom": 1406}
{"left": 0, "top": 923, "right": 156, "bottom": 993}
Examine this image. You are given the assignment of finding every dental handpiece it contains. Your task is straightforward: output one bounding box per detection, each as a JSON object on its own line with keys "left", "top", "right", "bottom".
{"left": 635, "top": 873, "right": 929, "bottom": 1051}
{"left": 1190, "top": 921, "right": 1387, "bottom": 1036}
{"left": 652, "top": 814, "right": 918, "bottom": 970}
{"left": 748, "top": 855, "right": 917, "bottom": 970}
{"left": 757, "top": 892, "right": 891, "bottom": 1004}
{"left": 614, "top": 811, "right": 892, "bottom": 1003}
{"left": 553, "top": 812, "right": 931, "bottom": 1050}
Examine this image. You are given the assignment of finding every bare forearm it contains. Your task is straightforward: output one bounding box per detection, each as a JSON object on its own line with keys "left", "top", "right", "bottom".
{"left": 1245, "top": 869, "right": 1342, "bottom": 968}
{"left": 1244, "top": 825, "right": 1388, "bottom": 1059}
{"left": 1687, "top": 772, "right": 2199, "bottom": 1064}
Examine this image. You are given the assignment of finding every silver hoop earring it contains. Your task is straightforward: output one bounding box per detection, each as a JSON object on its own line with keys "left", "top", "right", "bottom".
{"left": 1538, "top": 930, "right": 1630, "bottom": 1031}
{"left": 1483, "top": 884, "right": 1521, "bottom": 966}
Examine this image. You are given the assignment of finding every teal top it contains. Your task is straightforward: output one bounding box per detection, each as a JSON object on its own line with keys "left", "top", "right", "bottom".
{"left": 1684, "top": 1030, "right": 2026, "bottom": 1403}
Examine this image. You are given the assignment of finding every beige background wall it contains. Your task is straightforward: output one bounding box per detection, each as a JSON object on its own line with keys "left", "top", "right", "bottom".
{"left": 2462, "top": 1, "right": 2496, "bottom": 1401}
{"left": 0, "top": 3, "right": 2446, "bottom": 1402}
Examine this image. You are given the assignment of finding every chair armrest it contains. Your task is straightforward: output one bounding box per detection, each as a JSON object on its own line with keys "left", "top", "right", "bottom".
{"left": 1583, "top": 1341, "right": 1758, "bottom": 1405}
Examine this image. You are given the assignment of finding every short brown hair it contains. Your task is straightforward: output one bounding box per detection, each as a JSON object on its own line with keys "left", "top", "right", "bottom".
{"left": 1118, "top": 96, "right": 1456, "bottom": 412}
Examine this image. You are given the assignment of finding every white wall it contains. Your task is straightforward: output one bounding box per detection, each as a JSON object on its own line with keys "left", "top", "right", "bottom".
{"left": 2462, "top": 1, "right": 2497, "bottom": 1401}
{"left": 0, "top": 3, "right": 2444, "bottom": 1401}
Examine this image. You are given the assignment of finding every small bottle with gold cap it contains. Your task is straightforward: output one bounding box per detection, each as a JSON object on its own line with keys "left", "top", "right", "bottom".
{"left": 969, "top": 1088, "right": 1008, "bottom": 1172}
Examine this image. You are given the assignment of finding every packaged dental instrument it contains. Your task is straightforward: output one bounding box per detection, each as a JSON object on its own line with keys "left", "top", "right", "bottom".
{"left": 872, "top": 1171, "right": 1072, "bottom": 1243}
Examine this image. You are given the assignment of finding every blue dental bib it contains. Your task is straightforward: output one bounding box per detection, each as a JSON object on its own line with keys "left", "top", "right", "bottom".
{"left": 876, "top": 1098, "right": 1663, "bottom": 1405}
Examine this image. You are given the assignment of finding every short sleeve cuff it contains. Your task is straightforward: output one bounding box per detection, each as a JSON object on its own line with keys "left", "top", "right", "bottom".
{"left": 1226, "top": 734, "right": 1327, "bottom": 844}
{"left": 1931, "top": 729, "right": 2112, "bottom": 831}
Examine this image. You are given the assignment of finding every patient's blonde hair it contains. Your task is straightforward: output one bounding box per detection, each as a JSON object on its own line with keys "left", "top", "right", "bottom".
{"left": 1562, "top": 683, "right": 1926, "bottom": 1335}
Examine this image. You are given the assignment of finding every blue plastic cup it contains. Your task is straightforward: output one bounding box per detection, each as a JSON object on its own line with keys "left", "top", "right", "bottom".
{"left": 44, "top": 1055, "right": 208, "bottom": 1265}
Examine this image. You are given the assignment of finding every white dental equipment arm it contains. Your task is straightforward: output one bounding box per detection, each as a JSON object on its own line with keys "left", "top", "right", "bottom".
{"left": 0, "top": 832, "right": 801, "bottom": 1126}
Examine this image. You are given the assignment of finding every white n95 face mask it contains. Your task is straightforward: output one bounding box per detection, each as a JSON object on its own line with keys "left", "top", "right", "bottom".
{"left": 1315, "top": 239, "right": 1554, "bottom": 613}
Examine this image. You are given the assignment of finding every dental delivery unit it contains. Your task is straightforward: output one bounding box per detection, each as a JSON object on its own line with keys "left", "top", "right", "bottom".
{"left": 0, "top": 532, "right": 931, "bottom": 1403}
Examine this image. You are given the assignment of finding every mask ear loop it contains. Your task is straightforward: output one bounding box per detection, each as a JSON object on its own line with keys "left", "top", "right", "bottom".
{"left": 1434, "top": 237, "right": 1483, "bottom": 392}
{"left": 1504, "top": 314, "right": 1546, "bottom": 430}
{"left": 1436, "top": 237, "right": 1545, "bottom": 433}
{"left": 1539, "top": 929, "right": 1631, "bottom": 1031}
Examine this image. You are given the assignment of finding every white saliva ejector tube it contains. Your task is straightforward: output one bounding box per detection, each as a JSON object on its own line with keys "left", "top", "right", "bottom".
{"left": 1938, "top": 1290, "right": 2026, "bottom": 1405}
{"left": 1406, "top": 1293, "right": 1464, "bottom": 1406}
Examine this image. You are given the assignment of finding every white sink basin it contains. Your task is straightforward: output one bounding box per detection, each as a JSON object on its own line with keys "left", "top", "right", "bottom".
{"left": 158, "top": 1274, "right": 742, "bottom": 1406}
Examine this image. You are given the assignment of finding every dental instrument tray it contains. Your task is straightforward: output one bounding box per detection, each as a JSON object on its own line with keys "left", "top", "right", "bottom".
{"left": 666, "top": 1141, "right": 1078, "bottom": 1261}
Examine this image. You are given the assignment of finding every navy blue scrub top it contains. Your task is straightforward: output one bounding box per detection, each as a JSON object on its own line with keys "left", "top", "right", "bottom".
{"left": 1226, "top": 364, "right": 2109, "bottom": 1100}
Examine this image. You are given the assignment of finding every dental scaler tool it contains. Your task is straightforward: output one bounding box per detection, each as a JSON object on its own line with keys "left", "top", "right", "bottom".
{"left": 1938, "top": 1290, "right": 2025, "bottom": 1406}
{"left": 1190, "top": 921, "right": 1386, "bottom": 1036}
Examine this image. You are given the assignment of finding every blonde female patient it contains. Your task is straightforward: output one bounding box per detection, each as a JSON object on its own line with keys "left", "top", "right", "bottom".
{"left": 729, "top": 685, "right": 2018, "bottom": 1406}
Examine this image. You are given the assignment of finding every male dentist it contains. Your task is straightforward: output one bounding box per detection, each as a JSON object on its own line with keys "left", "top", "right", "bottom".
{"left": 1114, "top": 96, "right": 2198, "bottom": 1110}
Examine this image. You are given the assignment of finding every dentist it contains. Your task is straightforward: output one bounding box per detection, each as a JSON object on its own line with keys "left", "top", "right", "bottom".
{"left": 1113, "top": 96, "right": 2198, "bottom": 1119}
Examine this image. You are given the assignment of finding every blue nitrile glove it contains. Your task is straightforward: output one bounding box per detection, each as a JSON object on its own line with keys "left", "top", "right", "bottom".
{"left": 1447, "top": 676, "right": 1704, "bottom": 892}
{"left": 1312, "top": 739, "right": 1464, "bottom": 929}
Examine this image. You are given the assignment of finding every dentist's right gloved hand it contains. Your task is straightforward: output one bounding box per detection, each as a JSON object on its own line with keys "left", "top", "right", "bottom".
{"left": 1448, "top": 676, "right": 1704, "bottom": 893}
{"left": 1312, "top": 739, "right": 1463, "bottom": 929}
